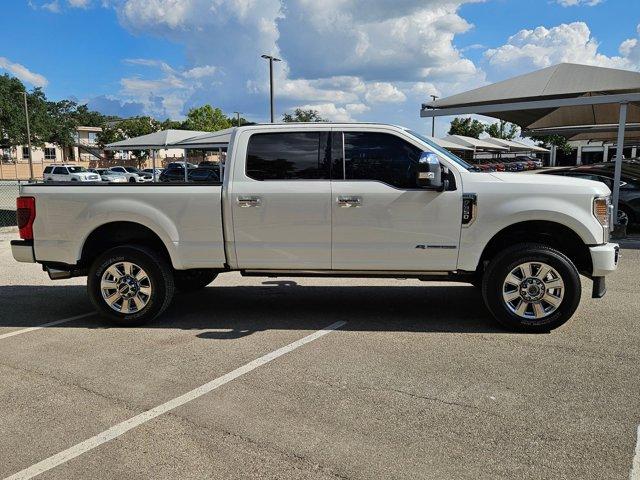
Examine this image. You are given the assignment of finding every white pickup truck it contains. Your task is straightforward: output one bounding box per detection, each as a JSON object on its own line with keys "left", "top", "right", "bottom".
{"left": 11, "top": 123, "right": 619, "bottom": 332}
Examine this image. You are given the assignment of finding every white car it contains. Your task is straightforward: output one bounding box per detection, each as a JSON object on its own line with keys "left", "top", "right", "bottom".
{"left": 13, "top": 123, "right": 619, "bottom": 332}
{"left": 43, "top": 165, "right": 101, "bottom": 182}
{"left": 89, "top": 168, "right": 128, "bottom": 183}
{"left": 108, "top": 166, "right": 153, "bottom": 183}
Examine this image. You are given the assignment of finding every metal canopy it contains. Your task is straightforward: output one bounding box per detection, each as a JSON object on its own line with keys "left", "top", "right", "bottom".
{"left": 420, "top": 63, "right": 640, "bottom": 226}
{"left": 172, "top": 128, "right": 234, "bottom": 149}
{"left": 424, "top": 136, "right": 473, "bottom": 151}
{"left": 445, "top": 135, "right": 509, "bottom": 151}
{"left": 104, "top": 129, "right": 208, "bottom": 150}
{"left": 481, "top": 137, "right": 549, "bottom": 153}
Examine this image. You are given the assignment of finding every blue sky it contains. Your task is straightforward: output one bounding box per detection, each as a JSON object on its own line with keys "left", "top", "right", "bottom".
{"left": 1, "top": 0, "right": 639, "bottom": 135}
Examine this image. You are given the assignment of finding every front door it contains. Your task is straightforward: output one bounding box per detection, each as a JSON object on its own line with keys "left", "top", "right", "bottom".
{"left": 230, "top": 130, "right": 333, "bottom": 270}
{"left": 331, "top": 129, "right": 462, "bottom": 271}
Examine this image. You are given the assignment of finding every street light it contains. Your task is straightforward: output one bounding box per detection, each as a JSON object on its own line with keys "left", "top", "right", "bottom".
{"left": 430, "top": 94, "right": 439, "bottom": 137}
{"left": 261, "top": 54, "right": 281, "bottom": 123}
{"left": 233, "top": 111, "right": 242, "bottom": 128}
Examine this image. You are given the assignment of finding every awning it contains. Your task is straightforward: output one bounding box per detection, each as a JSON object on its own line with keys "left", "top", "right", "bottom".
{"left": 172, "top": 128, "right": 234, "bottom": 149}
{"left": 445, "top": 135, "right": 509, "bottom": 151}
{"left": 481, "top": 137, "right": 549, "bottom": 153}
{"left": 105, "top": 129, "right": 208, "bottom": 150}
{"left": 424, "top": 136, "right": 473, "bottom": 151}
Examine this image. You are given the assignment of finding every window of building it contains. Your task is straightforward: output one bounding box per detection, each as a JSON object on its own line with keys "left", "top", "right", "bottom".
{"left": 44, "top": 148, "right": 56, "bottom": 160}
{"left": 343, "top": 132, "right": 423, "bottom": 189}
{"left": 22, "top": 147, "right": 29, "bottom": 160}
{"left": 88, "top": 132, "right": 98, "bottom": 144}
{"left": 246, "top": 132, "right": 330, "bottom": 180}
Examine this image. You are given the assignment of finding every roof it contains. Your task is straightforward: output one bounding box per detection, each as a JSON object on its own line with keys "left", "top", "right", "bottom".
{"left": 481, "top": 137, "right": 549, "bottom": 152}
{"left": 105, "top": 129, "right": 208, "bottom": 150}
{"left": 444, "top": 135, "right": 509, "bottom": 151}
{"left": 422, "top": 63, "right": 640, "bottom": 130}
{"left": 76, "top": 126, "right": 102, "bottom": 132}
{"left": 424, "top": 136, "right": 473, "bottom": 151}
{"left": 172, "top": 128, "right": 235, "bottom": 148}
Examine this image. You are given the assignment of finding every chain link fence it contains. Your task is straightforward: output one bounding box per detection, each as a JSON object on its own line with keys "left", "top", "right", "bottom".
{"left": 0, "top": 181, "right": 21, "bottom": 227}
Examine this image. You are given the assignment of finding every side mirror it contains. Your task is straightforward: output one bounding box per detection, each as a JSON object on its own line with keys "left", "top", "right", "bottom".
{"left": 416, "top": 152, "right": 444, "bottom": 191}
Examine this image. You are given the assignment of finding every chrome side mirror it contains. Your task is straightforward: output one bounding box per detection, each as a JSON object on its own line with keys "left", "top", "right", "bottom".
{"left": 416, "top": 152, "right": 444, "bottom": 191}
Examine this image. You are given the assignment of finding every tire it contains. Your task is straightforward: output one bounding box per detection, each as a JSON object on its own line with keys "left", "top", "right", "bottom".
{"left": 481, "top": 243, "right": 581, "bottom": 333}
{"left": 618, "top": 205, "right": 633, "bottom": 226}
{"left": 128, "top": 177, "right": 137, "bottom": 183}
{"left": 174, "top": 269, "right": 218, "bottom": 293}
{"left": 88, "top": 245, "right": 175, "bottom": 326}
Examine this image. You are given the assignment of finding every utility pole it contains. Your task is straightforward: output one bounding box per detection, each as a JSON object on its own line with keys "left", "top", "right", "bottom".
{"left": 21, "top": 91, "right": 34, "bottom": 182}
{"left": 261, "top": 55, "right": 281, "bottom": 123}
{"left": 430, "top": 95, "right": 439, "bottom": 137}
{"left": 233, "top": 111, "right": 242, "bottom": 128}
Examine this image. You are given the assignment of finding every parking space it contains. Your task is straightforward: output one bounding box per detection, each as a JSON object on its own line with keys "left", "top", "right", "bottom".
{"left": 1, "top": 232, "right": 639, "bottom": 479}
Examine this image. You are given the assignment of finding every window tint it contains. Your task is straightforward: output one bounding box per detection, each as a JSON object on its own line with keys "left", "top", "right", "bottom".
{"left": 246, "top": 132, "right": 330, "bottom": 180}
{"left": 52, "top": 167, "right": 68, "bottom": 175}
{"left": 343, "top": 132, "right": 423, "bottom": 189}
{"left": 43, "top": 166, "right": 53, "bottom": 174}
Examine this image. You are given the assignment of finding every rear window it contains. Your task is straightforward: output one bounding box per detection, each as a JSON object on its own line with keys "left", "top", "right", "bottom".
{"left": 246, "top": 132, "right": 330, "bottom": 180}
{"left": 43, "top": 166, "right": 53, "bottom": 174}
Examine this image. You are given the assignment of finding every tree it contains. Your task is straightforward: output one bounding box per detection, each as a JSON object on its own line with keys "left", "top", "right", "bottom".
{"left": 160, "top": 118, "right": 183, "bottom": 130}
{"left": 182, "top": 105, "right": 231, "bottom": 132}
{"left": 282, "top": 108, "right": 325, "bottom": 123}
{"left": 529, "top": 134, "right": 572, "bottom": 154}
{"left": 485, "top": 120, "right": 518, "bottom": 140}
{"left": 46, "top": 100, "right": 79, "bottom": 160}
{"left": 97, "top": 116, "right": 161, "bottom": 167}
{"left": 448, "top": 117, "right": 485, "bottom": 139}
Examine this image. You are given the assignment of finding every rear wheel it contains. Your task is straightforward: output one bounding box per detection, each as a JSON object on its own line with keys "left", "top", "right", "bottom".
{"left": 128, "top": 177, "right": 137, "bottom": 183}
{"left": 88, "top": 245, "right": 174, "bottom": 326}
{"left": 481, "top": 243, "right": 581, "bottom": 332}
{"left": 174, "top": 269, "right": 218, "bottom": 293}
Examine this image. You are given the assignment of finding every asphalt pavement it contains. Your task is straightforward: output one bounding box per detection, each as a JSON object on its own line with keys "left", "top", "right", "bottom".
{"left": 0, "top": 230, "right": 639, "bottom": 480}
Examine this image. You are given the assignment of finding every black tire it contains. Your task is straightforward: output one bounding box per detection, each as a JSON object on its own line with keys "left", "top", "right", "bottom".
{"left": 88, "top": 245, "right": 175, "bottom": 326}
{"left": 128, "top": 177, "right": 137, "bottom": 183}
{"left": 618, "top": 205, "right": 634, "bottom": 226}
{"left": 481, "top": 243, "right": 581, "bottom": 333}
{"left": 174, "top": 269, "right": 218, "bottom": 293}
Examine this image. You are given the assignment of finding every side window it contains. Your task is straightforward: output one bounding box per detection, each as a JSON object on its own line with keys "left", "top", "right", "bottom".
{"left": 52, "top": 167, "right": 68, "bottom": 175}
{"left": 343, "top": 132, "right": 423, "bottom": 189}
{"left": 246, "top": 132, "right": 330, "bottom": 180}
{"left": 43, "top": 166, "right": 53, "bottom": 174}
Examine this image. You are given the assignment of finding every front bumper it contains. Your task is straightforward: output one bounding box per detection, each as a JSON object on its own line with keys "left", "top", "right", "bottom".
{"left": 11, "top": 240, "right": 35, "bottom": 263}
{"left": 590, "top": 243, "right": 620, "bottom": 277}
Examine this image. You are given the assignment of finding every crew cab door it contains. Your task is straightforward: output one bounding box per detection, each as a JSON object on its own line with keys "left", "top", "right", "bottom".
{"left": 229, "top": 129, "right": 332, "bottom": 269}
{"left": 331, "top": 128, "right": 462, "bottom": 271}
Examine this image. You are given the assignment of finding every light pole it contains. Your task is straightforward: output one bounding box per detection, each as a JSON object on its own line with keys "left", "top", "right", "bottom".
{"left": 261, "top": 54, "right": 281, "bottom": 123}
{"left": 233, "top": 111, "right": 242, "bottom": 128}
{"left": 430, "top": 95, "right": 439, "bottom": 137}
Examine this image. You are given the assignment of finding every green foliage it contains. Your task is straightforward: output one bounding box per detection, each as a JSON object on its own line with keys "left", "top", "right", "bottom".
{"left": 183, "top": 105, "right": 231, "bottom": 132}
{"left": 485, "top": 120, "right": 519, "bottom": 140}
{"left": 448, "top": 117, "right": 485, "bottom": 139}
{"left": 529, "top": 134, "right": 572, "bottom": 154}
{"left": 282, "top": 108, "right": 326, "bottom": 123}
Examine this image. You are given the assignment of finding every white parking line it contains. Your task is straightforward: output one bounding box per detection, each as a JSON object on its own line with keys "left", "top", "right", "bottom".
{"left": 3, "top": 320, "right": 347, "bottom": 480}
{"left": 0, "top": 312, "right": 95, "bottom": 341}
{"left": 631, "top": 425, "right": 640, "bottom": 480}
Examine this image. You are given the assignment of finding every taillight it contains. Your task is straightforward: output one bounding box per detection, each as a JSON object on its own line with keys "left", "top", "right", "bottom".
{"left": 16, "top": 196, "right": 36, "bottom": 240}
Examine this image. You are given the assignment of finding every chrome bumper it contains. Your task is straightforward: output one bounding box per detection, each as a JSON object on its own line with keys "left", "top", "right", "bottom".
{"left": 11, "top": 240, "right": 35, "bottom": 263}
{"left": 590, "top": 243, "right": 619, "bottom": 277}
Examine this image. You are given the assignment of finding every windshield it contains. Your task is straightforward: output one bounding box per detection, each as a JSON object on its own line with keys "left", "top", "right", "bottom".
{"left": 68, "top": 166, "right": 87, "bottom": 173}
{"left": 404, "top": 129, "right": 474, "bottom": 170}
{"left": 124, "top": 167, "right": 140, "bottom": 173}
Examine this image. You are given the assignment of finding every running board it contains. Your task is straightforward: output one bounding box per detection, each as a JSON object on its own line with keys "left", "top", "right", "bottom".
{"left": 241, "top": 269, "right": 452, "bottom": 280}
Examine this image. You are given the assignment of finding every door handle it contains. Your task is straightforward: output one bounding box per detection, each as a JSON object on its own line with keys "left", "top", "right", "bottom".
{"left": 237, "top": 196, "right": 261, "bottom": 207}
{"left": 337, "top": 195, "right": 362, "bottom": 208}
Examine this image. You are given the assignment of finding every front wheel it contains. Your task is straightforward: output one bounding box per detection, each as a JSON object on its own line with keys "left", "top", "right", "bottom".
{"left": 88, "top": 245, "right": 175, "bottom": 326}
{"left": 481, "top": 243, "right": 581, "bottom": 333}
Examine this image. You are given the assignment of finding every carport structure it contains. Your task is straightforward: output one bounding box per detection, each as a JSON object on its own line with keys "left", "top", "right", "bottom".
{"left": 421, "top": 63, "right": 640, "bottom": 224}
{"left": 105, "top": 129, "right": 208, "bottom": 182}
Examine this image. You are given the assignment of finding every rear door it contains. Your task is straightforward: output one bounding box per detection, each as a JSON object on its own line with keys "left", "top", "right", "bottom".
{"left": 230, "top": 129, "right": 333, "bottom": 269}
{"left": 331, "top": 128, "right": 462, "bottom": 271}
{"left": 52, "top": 166, "right": 69, "bottom": 182}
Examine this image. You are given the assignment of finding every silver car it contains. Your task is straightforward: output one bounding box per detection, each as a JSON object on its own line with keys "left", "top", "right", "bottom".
{"left": 90, "top": 168, "right": 128, "bottom": 183}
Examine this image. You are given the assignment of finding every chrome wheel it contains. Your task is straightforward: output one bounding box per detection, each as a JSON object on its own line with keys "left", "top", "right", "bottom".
{"left": 502, "top": 262, "right": 564, "bottom": 320}
{"left": 100, "top": 261, "right": 152, "bottom": 314}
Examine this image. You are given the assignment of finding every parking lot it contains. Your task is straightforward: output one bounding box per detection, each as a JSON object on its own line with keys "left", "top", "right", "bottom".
{"left": 0, "top": 230, "right": 639, "bottom": 480}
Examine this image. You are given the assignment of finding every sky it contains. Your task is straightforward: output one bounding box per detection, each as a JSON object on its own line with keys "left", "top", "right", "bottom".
{"left": 1, "top": 0, "right": 639, "bottom": 135}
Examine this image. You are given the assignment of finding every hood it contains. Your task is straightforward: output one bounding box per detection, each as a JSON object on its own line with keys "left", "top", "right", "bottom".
{"left": 489, "top": 172, "right": 611, "bottom": 195}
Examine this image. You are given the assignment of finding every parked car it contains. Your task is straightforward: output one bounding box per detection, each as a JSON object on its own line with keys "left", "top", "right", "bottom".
{"left": 541, "top": 161, "right": 640, "bottom": 225}
{"left": 142, "top": 168, "right": 164, "bottom": 180}
{"left": 188, "top": 168, "right": 220, "bottom": 182}
{"left": 159, "top": 164, "right": 196, "bottom": 182}
{"left": 108, "top": 166, "right": 153, "bottom": 183}
{"left": 12, "top": 123, "right": 619, "bottom": 333}
{"left": 88, "top": 168, "right": 128, "bottom": 183}
{"left": 43, "top": 165, "right": 101, "bottom": 182}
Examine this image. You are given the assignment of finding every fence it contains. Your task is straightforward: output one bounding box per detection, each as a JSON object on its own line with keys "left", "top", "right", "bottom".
{"left": 0, "top": 181, "right": 20, "bottom": 227}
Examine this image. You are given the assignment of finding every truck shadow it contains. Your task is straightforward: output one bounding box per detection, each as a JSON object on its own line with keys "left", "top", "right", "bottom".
{"left": 0, "top": 283, "right": 506, "bottom": 335}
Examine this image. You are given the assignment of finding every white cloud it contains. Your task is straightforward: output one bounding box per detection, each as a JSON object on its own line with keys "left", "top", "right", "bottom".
{"left": 289, "top": 102, "right": 370, "bottom": 122}
{"left": 0, "top": 57, "right": 48, "bottom": 87}
{"left": 484, "top": 22, "right": 639, "bottom": 74}
{"left": 364, "top": 82, "right": 407, "bottom": 103}
{"left": 555, "top": 0, "right": 603, "bottom": 6}
{"left": 68, "top": 0, "right": 90, "bottom": 7}
{"left": 42, "top": 1, "right": 61, "bottom": 12}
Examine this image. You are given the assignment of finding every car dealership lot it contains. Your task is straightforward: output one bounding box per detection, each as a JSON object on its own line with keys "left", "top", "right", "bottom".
{"left": 1, "top": 233, "right": 639, "bottom": 480}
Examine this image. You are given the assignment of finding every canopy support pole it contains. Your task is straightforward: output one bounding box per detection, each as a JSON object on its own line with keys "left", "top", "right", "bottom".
{"left": 612, "top": 102, "right": 627, "bottom": 226}
{"left": 184, "top": 149, "right": 188, "bottom": 183}
{"left": 152, "top": 150, "right": 157, "bottom": 182}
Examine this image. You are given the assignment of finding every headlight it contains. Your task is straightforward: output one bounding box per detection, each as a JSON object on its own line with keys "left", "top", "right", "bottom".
{"left": 593, "top": 196, "right": 610, "bottom": 227}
